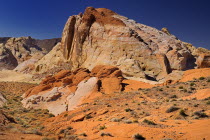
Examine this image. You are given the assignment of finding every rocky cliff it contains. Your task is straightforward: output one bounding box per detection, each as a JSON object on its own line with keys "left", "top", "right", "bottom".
{"left": 0, "top": 44, "right": 18, "bottom": 70}
{"left": 60, "top": 7, "right": 209, "bottom": 81}
{"left": 35, "top": 38, "right": 61, "bottom": 52}
{"left": 0, "top": 36, "right": 61, "bottom": 71}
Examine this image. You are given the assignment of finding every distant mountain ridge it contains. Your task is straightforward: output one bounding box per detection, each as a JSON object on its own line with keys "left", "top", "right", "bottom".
{"left": 0, "top": 36, "right": 61, "bottom": 71}
{"left": 0, "top": 37, "right": 61, "bottom": 52}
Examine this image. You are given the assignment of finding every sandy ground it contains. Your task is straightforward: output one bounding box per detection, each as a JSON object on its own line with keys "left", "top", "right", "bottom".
{"left": 180, "top": 68, "right": 210, "bottom": 82}
{"left": 0, "top": 70, "right": 40, "bottom": 83}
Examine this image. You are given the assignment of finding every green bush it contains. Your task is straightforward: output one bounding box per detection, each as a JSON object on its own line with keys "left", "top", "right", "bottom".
{"left": 199, "top": 77, "right": 205, "bottom": 80}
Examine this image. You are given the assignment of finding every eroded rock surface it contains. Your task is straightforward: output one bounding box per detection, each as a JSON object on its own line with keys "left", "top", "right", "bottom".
{"left": 0, "top": 93, "right": 7, "bottom": 107}
{"left": 0, "top": 44, "right": 18, "bottom": 70}
{"left": 60, "top": 7, "right": 205, "bottom": 81}
{"left": 22, "top": 65, "right": 123, "bottom": 115}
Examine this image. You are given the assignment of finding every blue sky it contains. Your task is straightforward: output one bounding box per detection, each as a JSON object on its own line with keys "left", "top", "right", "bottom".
{"left": 0, "top": 0, "right": 210, "bottom": 49}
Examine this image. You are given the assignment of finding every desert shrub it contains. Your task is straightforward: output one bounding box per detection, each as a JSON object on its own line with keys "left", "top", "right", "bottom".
{"left": 199, "top": 77, "right": 205, "bottom": 80}
{"left": 143, "top": 119, "right": 156, "bottom": 125}
{"left": 42, "top": 138, "right": 56, "bottom": 140}
{"left": 67, "top": 126, "right": 73, "bottom": 130}
{"left": 99, "top": 125, "right": 106, "bottom": 130}
{"left": 206, "top": 101, "right": 210, "bottom": 105}
{"left": 183, "top": 89, "right": 187, "bottom": 92}
{"left": 85, "top": 114, "right": 92, "bottom": 119}
{"left": 107, "top": 104, "right": 112, "bottom": 107}
{"left": 207, "top": 79, "right": 210, "bottom": 82}
{"left": 59, "top": 129, "right": 65, "bottom": 134}
{"left": 64, "top": 135, "right": 77, "bottom": 139}
{"left": 23, "top": 130, "right": 42, "bottom": 135}
{"left": 159, "top": 88, "right": 163, "bottom": 91}
{"left": 190, "top": 82, "right": 195, "bottom": 86}
{"left": 170, "top": 95, "right": 177, "bottom": 98}
{"left": 100, "top": 132, "right": 112, "bottom": 137}
{"left": 110, "top": 118, "right": 121, "bottom": 122}
{"left": 133, "top": 119, "right": 139, "bottom": 123}
{"left": 133, "top": 133, "right": 145, "bottom": 140}
{"left": 179, "top": 109, "right": 188, "bottom": 117}
{"left": 190, "top": 87, "right": 196, "bottom": 90}
{"left": 48, "top": 113, "right": 55, "bottom": 118}
{"left": 22, "top": 124, "right": 30, "bottom": 128}
{"left": 166, "top": 106, "right": 180, "bottom": 113}
{"left": 194, "top": 111, "right": 208, "bottom": 118}
{"left": 80, "top": 133, "right": 87, "bottom": 137}
{"left": 124, "top": 120, "right": 132, "bottom": 124}
{"left": 125, "top": 108, "right": 133, "bottom": 112}
{"left": 33, "top": 130, "right": 42, "bottom": 136}
{"left": 194, "top": 104, "right": 199, "bottom": 107}
{"left": 179, "top": 86, "right": 183, "bottom": 89}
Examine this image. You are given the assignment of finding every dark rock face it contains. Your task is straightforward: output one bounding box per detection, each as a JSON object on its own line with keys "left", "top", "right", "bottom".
{"left": 0, "top": 37, "right": 11, "bottom": 44}
{"left": 0, "top": 45, "right": 18, "bottom": 70}
{"left": 35, "top": 38, "right": 61, "bottom": 52}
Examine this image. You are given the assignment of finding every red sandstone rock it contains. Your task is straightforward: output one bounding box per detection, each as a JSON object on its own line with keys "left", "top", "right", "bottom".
{"left": 101, "top": 77, "right": 122, "bottom": 94}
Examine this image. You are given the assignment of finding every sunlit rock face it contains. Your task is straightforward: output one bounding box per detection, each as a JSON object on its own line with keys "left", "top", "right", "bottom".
{"left": 61, "top": 7, "right": 199, "bottom": 81}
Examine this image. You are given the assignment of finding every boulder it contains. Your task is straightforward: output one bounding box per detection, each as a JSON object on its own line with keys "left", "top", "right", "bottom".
{"left": 67, "top": 77, "right": 99, "bottom": 110}
{"left": 101, "top": 77, "right": 122, "bottom": 94}
{"left": 197, "top": 54, "right": 210, "bottom": 68}
{"left": 54, "top": 70, "right": 71, "bottom": 79}
{"left": 91, "top": 65, "right": 122, "bottom": 78}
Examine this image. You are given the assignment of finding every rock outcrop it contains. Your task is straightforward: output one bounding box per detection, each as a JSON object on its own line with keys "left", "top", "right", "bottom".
{"left": 0, "top": 37, "right": 61, "bottom": 71}
{"left": 22, "top": 65, "right": 123, "bottom": 115}
{"left": 0, "top": 93, "right": 7, "bottom": 107}
{"left": 4, "top": 36, "right": 44, "bottom": 63}
{"left": 60, "top": 7, "right": 201, "bottom": 81}
{"left": 35, "top": 38, "right": 61, "bottom": 52}
{"left": 0, "top": 37, "right": 10, "bottom": 44}
{"left": 184, "top": 43, "right": 210, "bottom": 68}
{"left": 33, "top": 43, "right": 65, "bottom": 73}
{"left": 0, "top": 44, "right": 18, "bottom": 70}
